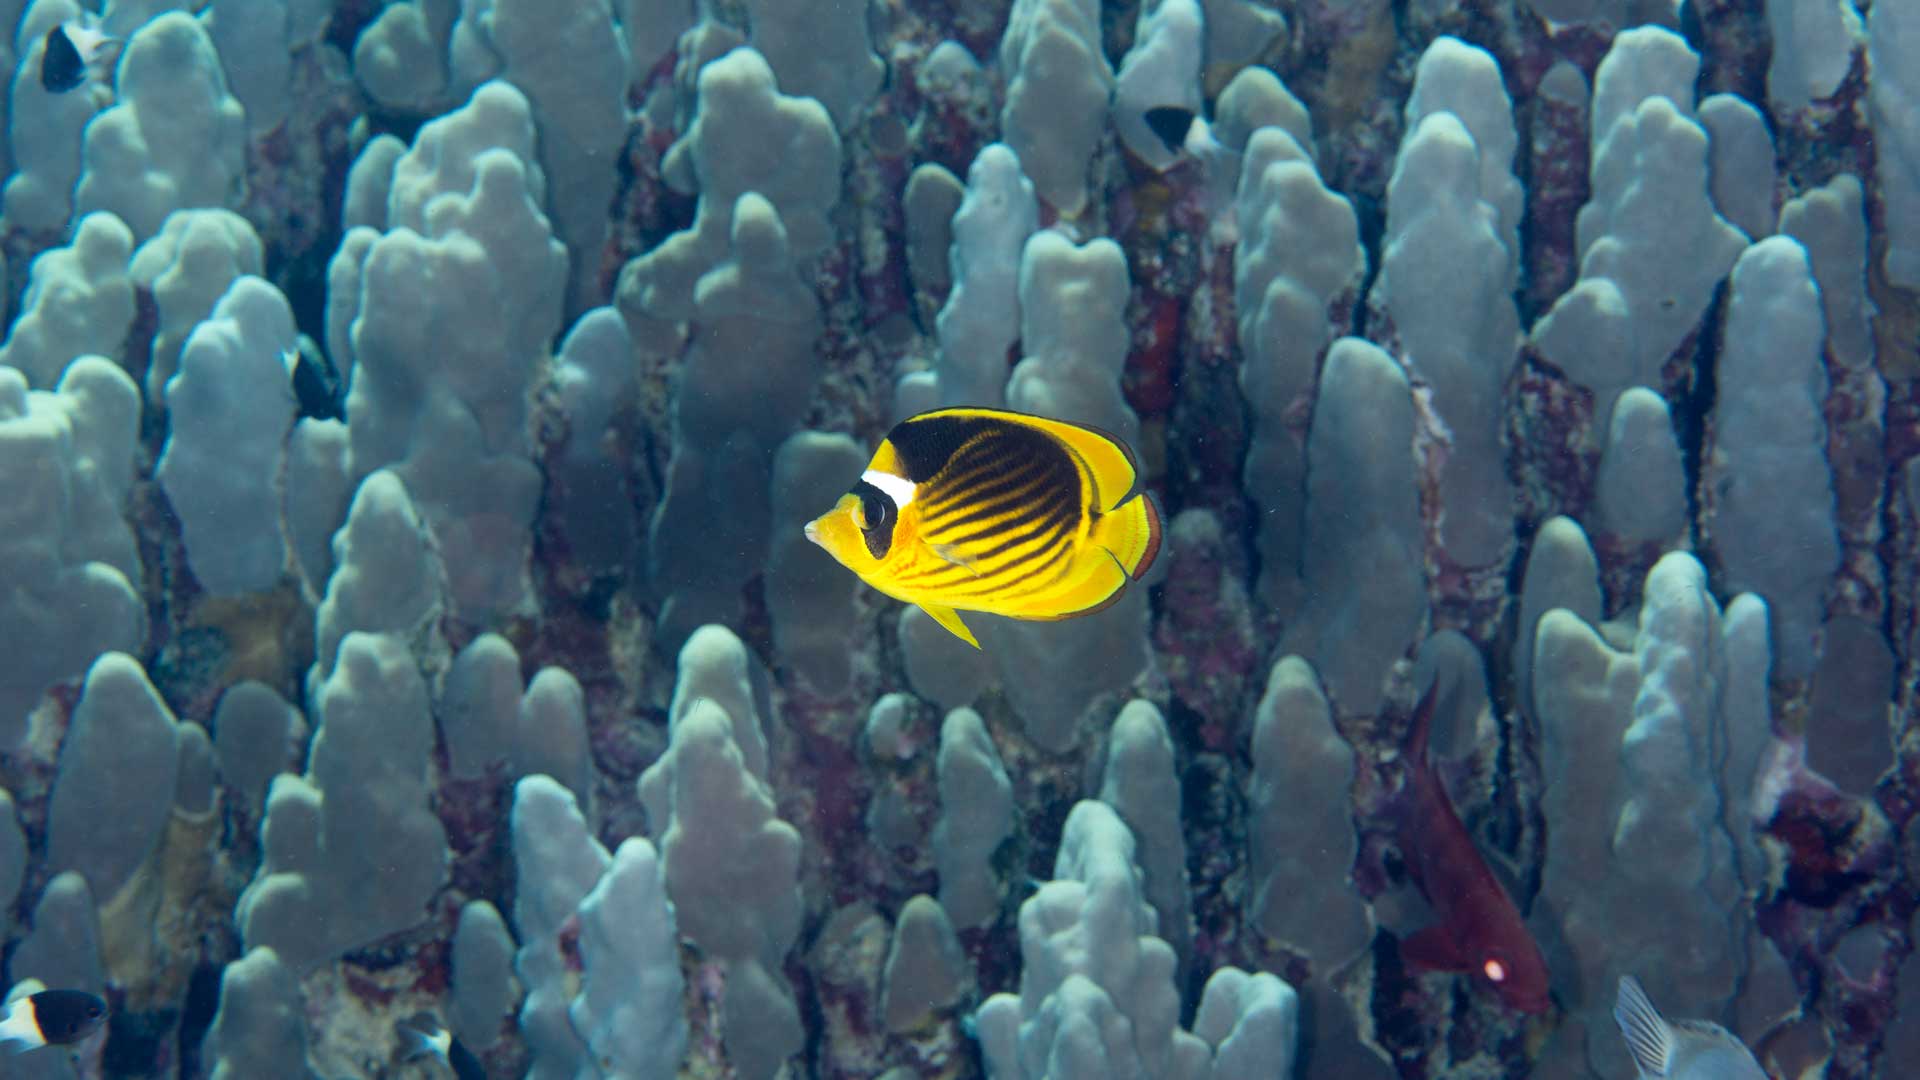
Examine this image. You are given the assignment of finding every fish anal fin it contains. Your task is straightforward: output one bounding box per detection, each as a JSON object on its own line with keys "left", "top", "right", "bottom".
{"left": 1015, "top": 547, "right": 1130, "bottom": 622}
{"left": 1612, "top": 975, "right": 1675, "bottom": 1077}
{"left": 920, "top": 603, "right": 981, "bottom": 649}
{"left": 1400, "top": 925, "right": 1472, "bottom": 974}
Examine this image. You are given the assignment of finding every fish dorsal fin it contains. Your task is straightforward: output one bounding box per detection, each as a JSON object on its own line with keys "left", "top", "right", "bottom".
{"left": 1669, "top": 1018, "right": 1730, "bottom": 1043}
{"left": 877, "top": 411, "right": 988, "bottom": 483}
{"left": 919, "top": 603, "right": 981, "bottom": 649}
{"left": 893, "top": 407, "right": 1144, "bottom": 512}
{"left": 1613, "top": 976, "right": 1675, "bottom": 1077}
{"left": 998, "top": 411, "right": 1142, "bottom": 512}
{"left": 1032, "top": 417, "right": 1142, "bottom": 512}
{"left": 1669, "top": 1017, "right": 1761, "bottom": 1063}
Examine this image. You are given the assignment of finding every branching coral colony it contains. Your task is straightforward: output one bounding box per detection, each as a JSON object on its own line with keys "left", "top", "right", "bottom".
{"left": 0, "top": 0, "right": 1914, "bottom": 1077}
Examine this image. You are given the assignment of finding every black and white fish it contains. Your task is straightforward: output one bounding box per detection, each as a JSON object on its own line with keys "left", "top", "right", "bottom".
{"left": 1137, "top": 106, "right": 1250, "bottom": 244}
{"left": 39, "top": 22, "right": 114, "bottom": 95}
{"left": 284, "top": 335, "right": 346, "bottom": 422}
{"left": 396, "top": 1012, "right": 485, "bottom": 1080}
{"left": 0, "top": 989, "right": 107, "bottom": 1052}
{"left": 1142, "top": 105, "right": 1199, "bottom": 157}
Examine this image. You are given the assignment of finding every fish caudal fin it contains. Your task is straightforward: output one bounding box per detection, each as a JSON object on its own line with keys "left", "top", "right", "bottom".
{"left": 1613, "top": 975, "right": 1675, "bottom": 1078}
{"left": 0, "top": 999, "right": 43, "bottom": 1052}
{"left": 1093, "top": 490, "right": 1162, "bottom": 580}
{"left": 919, "top": 603, "right": 981, "bottom": 649}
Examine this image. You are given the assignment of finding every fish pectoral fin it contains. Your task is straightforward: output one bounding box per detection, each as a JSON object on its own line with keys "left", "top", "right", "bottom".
{"left": 919, "top": 603, "right": 981, "bottom": 649}
{"left": 930, "top": 543, "right": 984, "bottom": 577}
{"left": 1399, "top": 925, "right": 1472, "bottom": 974}
{"left": 1612, "top": 976, "right": 1676, "bottom": 1077}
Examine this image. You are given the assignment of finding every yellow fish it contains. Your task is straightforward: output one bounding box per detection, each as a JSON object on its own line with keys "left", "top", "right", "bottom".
{"left": 803, "top": 407, "right": 1163, "bottom": 648}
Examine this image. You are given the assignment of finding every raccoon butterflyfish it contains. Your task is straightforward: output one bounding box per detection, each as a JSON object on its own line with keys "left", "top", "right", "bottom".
{"left": 803, "top": 406, "right": 1163, "bottom": 649}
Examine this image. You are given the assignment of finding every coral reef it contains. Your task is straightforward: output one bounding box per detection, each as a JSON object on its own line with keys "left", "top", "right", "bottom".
{"left": 0, "top": 2, "right": 1913, "bottom": 1079}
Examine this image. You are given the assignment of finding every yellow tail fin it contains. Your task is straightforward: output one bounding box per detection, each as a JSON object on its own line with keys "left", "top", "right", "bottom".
{"left": 1093, "top": 491, "right": 1163, "bottom": 579}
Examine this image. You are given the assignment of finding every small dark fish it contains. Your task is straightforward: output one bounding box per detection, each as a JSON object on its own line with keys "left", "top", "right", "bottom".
{"left": 1142, "top": 105, "right": 1197, "bottom": 156}
{"left": 0, "top": 989, "right": 107, "bottom": 1051}
{"left": 1676, "top": 0, "right": 1707, "bottom": 55}
{"left": 396, "top": 1012, "right": 485, "bottom": 1080}
{"left": 39, "top": 22, "right": 112, "bottom": 95}
{"left": 39, "top": 24, "right": 86, "bottom": 93}
{"left": 286, "top": 336, "right": 346, "bottom": 422}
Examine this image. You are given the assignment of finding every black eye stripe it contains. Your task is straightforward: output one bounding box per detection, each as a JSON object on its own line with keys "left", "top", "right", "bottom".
{"left": 849, "top": 479, "right": 899, "bottom": 559}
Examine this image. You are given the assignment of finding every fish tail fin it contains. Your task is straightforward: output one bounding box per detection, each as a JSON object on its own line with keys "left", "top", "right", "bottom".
{"left": 394, "top": 1011, "right": 448, "bottom": 1063}
{"left": 396, "top": 1025, "right": 432, "bottom": 1060}
{"left": 1094, "top": 490, "right": 1162, "bottom": 580}
{"left": 0, "top": 1000, "right": 41, "bottom": 1052}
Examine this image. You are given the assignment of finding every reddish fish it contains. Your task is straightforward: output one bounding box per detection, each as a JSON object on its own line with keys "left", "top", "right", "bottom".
{"left": 1394, "top": 682, "right": 1551, "bottom": 1013}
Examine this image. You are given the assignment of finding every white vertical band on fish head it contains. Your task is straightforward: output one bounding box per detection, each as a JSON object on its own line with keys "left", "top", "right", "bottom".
{"left": 862, "top": 469, "right": 916, "bottom": 510}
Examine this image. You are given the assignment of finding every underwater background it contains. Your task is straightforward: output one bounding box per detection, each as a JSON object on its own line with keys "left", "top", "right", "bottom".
{"left": 0, "top": 0, "right": 1914, "bottom": 1076}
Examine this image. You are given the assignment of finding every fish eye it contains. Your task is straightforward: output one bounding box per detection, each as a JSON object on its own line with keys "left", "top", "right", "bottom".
{"left": 1483, "top": 958, "right": 1507, "bottom": 983}
{"left": 848, "top": 481, "right": 899, "bottom": 560}
{"left": 860, "top": 490, "right": 892, "bottom": 534}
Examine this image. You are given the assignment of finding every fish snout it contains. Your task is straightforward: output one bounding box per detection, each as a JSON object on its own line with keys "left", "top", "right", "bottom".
{"left": 803, "top": 518, "right": 822, "bottom": 546}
